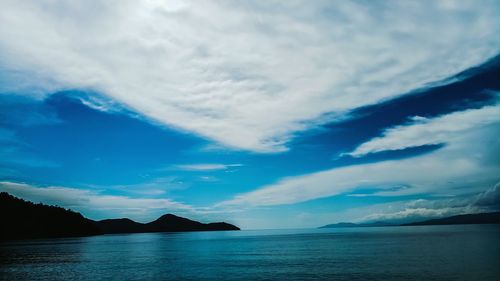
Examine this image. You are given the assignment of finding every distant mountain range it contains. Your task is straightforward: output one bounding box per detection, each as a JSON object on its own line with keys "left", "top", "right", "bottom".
{"left": 401, "top": 212, "right": 500, "bottom": 226}
{"left": 319, "top": 212, "right": 500, "bottom": 229}
{"left": 0, "top": 192, "right": 239, "bottom": 240}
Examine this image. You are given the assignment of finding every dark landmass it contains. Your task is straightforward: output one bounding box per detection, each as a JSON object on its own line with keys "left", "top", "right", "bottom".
{"left": 319, "top": 212, "right": 500, "bottom": 228}
{"left": 319, "top": 222, "right": 358, "bottom": 228}
{"left": 96, "top": 214, "right": 240, "bottom": 234}
{"left": 0, "top": 192, "right": 100, "bottom": 240}
{"left": 96, "top": 218, "right": 145, "bottom": 234}
{"left": 0, "top": 192, "right": 239, "bottom": 241}
{"left": 401, "top": 212, "right": 500, "bottom": 226}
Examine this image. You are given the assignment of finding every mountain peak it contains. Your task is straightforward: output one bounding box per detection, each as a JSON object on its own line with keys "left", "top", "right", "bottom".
{"left": 158, "top": 213, "right": 181, "bottom": 219}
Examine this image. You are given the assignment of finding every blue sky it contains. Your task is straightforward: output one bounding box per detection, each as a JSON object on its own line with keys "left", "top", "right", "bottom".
{"left": 1, "top": 0, "right": 500, "bottom": 229}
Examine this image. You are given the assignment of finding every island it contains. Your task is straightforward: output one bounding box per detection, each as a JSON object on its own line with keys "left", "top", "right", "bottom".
{"left": 97, "top": 214, "right": 240, "bottom": 234}
{"left": 319, "top": 212, "right": 500, "bottom": 229}
{"left": 0, "top": 192, "right": 240, "bottom": 241}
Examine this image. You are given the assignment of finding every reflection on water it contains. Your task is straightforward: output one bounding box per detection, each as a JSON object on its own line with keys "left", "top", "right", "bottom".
{"left": 1, "top": 225, "right": 499, "bottom": 281}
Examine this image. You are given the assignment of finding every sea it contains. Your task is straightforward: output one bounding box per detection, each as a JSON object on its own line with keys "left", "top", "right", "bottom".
{"left": 1, "top": 224, "right": 499, "bottom": 281}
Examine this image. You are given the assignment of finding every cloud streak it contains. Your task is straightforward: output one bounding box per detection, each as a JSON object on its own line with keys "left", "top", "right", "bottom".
{"left": 218, "top": 104, "right": 500, "bottom": 207}
{"left": 0, "top": 181, "right": 194, "bottom": 222}
{"left": 174, "top": 163, "right": 242, "bottom": 171}
{"left": 1, "top": 0, "right": 499, "bottom": 151}
{"left": 359, "top": 182, "right": 500, "bottom": 223}
{"left": 349, "top": 102, "right": 500, "bottom": 157}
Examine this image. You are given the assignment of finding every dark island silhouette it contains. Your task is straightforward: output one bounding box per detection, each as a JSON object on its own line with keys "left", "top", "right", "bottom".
{"left": 0, "top": 192, "right": 239, "bottom": 241}
{"left": 97, "top": 214, "right": 240, "bottom": 234}
{"left": 319, "top": 212, "right": 500, "bottom": 228}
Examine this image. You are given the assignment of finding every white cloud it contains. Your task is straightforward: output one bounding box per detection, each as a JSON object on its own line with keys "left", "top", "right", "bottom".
{"left": 361, "top": 205, "right": 475, "bottom": 223}
{"left": 349, "top": 103, "right": 500, "bottom": 157}
{"left": 475, "top": 182, "right": 500, "bottom": 207}
{"left": 0, "top": 181, "right": 194, "bottom": 221}
{"left": 300, "top": 182, "right": 500, "bottom": 226}
{"left": 174, "top": 163, "right": 242, "bottom": 171}
{"left": 99, "top": 176, "right": 189, "bottom": 195}
{"left": 218, "top": 104, "right": 500, "bottom": 207}
{"left": 359, "top": 182, "right": 500, "bottom": 223}
{"left": 0, "top": 0, "right": 499, "bottom": 152}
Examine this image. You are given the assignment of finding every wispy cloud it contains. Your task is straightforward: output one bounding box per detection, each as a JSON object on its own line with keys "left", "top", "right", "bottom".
{"left": 359, "top": 182, "right": 500, "bottom": 223}
{"left": 95, "top": 176, "right": 189, "bottom": 196}
{"left": 1, "top": 0, "right": 498, "bottom": 152}
{"left": 174, "top": 163, "right": 242, "bottom": 171}
{"left": 308, "top": 182, "right": 500, "bottom": 225}
{"left": 218, "top": 104, "right": 500, "bottom": 207}
{"left": 349, "top": 101, "right": 500, "bottom": 157}
{"left": 0, "top": 181, "right": 194, "bottom": 222}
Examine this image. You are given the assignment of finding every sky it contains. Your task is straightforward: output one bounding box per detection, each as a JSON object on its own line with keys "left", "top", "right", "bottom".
{"left": 1, "top": 0, "right": 500, "bottom": 229}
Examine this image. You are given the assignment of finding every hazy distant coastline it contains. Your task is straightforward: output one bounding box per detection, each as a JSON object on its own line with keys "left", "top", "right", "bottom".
{"left": 319, "top": 212, "right": 500, "bottom": 229}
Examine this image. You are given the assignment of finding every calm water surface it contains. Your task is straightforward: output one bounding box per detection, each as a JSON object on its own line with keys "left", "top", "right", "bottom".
{"left": 1, "top": 225, "right": 499, "bottom": 281}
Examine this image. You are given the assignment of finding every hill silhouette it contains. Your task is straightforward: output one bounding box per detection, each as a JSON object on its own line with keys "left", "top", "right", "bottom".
{"left": 144, "top": 213, "right": 239, "bottom": 232}
{"left": 96, "top": 214, "right": 239, "bottom": 234}
{"left": 0, "top": 192, "right": 100, "bottom": 240}
{"left": 401, "top": 212, "right": 500, "bottom": 226}
{"left": 96, "top": 218, "right": 145, "bottom": 233}
{"left": 319, "top": 212, "right": 500, "bottom": 228}
{"left": 0, "top": 192, "right": 239, "bottom": 240}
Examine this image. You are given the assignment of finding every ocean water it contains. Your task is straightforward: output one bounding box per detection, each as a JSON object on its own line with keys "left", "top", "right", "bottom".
{"left": 1, "top": 225, "right": 499, "bottom": 281}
